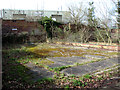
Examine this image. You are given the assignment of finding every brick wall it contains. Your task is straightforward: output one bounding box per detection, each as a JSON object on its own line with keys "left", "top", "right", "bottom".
{"left": 2, "top": 19, "right": 47, "bottom": 43}
{"left": 2, "top": 20, "right": 44, "bottom": 35}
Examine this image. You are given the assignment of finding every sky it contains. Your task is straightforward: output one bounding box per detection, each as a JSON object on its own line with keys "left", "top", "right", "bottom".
{"left": 0, "top": 0, "right": 117, "bottom": 11}
{"left": 0, "top": 0, "right": 69, "bottom": 10}
{"left": 0, "top": 0, "right": 118, "bottom": 26}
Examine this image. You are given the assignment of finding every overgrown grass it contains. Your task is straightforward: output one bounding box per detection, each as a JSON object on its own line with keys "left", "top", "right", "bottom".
{"left": 36, "top": 77, "right": 53, "bottom": 84}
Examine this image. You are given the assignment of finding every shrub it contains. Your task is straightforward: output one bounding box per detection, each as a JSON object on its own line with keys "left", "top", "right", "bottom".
{"left": 38, "top": 16, "right": 62, "bottom": 39}
{"left": 2, "top": 34, "right": 29, "bottom": 44}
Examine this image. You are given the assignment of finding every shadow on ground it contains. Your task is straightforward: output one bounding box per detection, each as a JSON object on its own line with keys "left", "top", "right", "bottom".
{"left": 2, "top": 43, "right": 56, "bottom": 89}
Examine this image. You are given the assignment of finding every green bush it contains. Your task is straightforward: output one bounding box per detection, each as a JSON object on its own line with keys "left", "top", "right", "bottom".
{"left": 84, "top": 74, "right": 92, "bottom": 79}
{"left": 38, "top": 16, "right": 62, "bottom": 39}
{"left": 72, "top": 79, "right": 83, "bottom": 86}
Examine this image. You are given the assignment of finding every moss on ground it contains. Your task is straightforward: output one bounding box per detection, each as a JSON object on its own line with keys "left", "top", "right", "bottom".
{"left": 26, "top": 43, "right": 118, "bottom": 59}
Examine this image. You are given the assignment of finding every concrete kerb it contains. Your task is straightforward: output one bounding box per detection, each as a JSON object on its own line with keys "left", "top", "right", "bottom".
{"left": 92, "top": 65, "right": 119, "bottom": 75}
{"left": 55, "top": 42, "right": 120, "bottom": 51}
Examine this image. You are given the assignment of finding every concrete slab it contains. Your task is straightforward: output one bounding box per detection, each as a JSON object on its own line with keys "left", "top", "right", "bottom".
{"left": 25, "top": 63, "right": 54, "bottom": 81}
{"left": 47, "top": 56, "right": 93, "bottom": 67}
{"left": 84, "top": 55, "right": 105, "bottom": 59}
{"left": 25, "top": 56, "right": 119, "bottom": 80}
{"left": 108, "top": 57, "right": 119, "bottom": 64}
{"left": 61, "top": 65, "right": 98, "bottom": 76}
{"left": 47, "top": 55, "right": 107, "bottom": 68}
{"left": 62, "top": 57, "right": 119, "bottom": 76}
{"left": 48, "top": 63, "right": 64, "bottom": 68}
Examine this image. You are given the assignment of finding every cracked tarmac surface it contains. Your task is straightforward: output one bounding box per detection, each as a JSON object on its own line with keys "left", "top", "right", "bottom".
{"left": 61, "top": 57, "right": 119, "bottom": 76}
{"left": 25, "top": 56, "right": 119, "bottom": 81}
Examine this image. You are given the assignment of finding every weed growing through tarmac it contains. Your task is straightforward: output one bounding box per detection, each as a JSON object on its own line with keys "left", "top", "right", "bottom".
{"left": 97, "top": 77, "right": 103, "bottom": 80}
{"left": 50, "top": 67, "right": 119, "bottom": 88}
{"left": 36, "top": 77, "right": 53, "bottom": 84}
{"left": 70, "top": 74, "right": 76, "bottom": 78}
{"left": 51, "top": 65, "right": 71, "bottom": 71}
{"left": 84, "top": 74, "right": 92, "bottom": 79}
{"left": 72, "top": 79, "right": 83, "bottom": 86}
{"left": 64, "top": 85, "right": 70, "bottom": 89}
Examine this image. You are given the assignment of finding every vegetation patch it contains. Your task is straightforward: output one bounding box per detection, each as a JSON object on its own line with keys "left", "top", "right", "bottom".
{"left": 26, "top": 43, "right": 118, "bottom": 59}
{"left": 53, "top": 67, "right": 119, "bottom": 88}
{"left": 2, "top": 43, "right": 119, "bottom": 89}
{"left": 50, "top": 65, "right": 72, "bottom": 71}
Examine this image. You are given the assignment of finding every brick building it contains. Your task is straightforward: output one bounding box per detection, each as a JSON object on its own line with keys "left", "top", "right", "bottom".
{"left": 2, "top": 19, "right": 44, "bottom": 35}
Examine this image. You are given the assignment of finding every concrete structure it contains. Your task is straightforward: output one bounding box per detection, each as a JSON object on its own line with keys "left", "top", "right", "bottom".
{"left": 51, "top": 15, "right": 62, "bottom": 22}
{"left": 13, "top": 14, "right": 26, "bottom": 20}
{"left": 0, "top": 19, "right": 2, "bottom": 32}
{"left": 0, "top": 9, "right": 70, "bottom": 23}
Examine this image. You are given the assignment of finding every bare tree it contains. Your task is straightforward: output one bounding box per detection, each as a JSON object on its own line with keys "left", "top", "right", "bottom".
{"left": 62, "top": 3, "right": 93, "bottom": 43}
{"left": 66, "top": 3, "right": 87, "bottom": 25}
{"left": 93, "top": 0, "right": 119, "bottom": 44}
